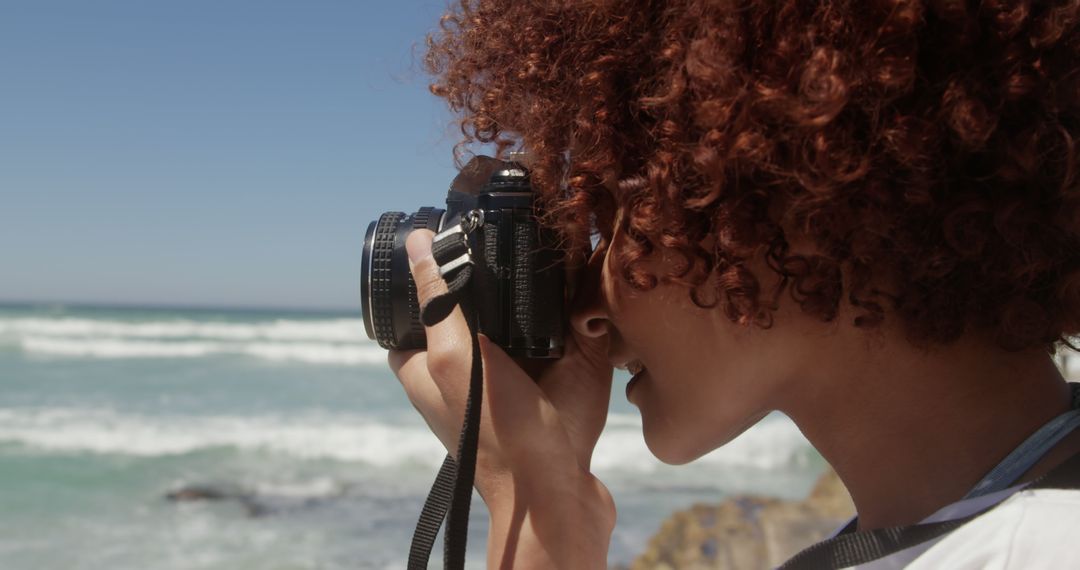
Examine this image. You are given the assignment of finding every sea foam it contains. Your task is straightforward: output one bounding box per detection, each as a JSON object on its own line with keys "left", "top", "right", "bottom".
{"left": 0, "top": 408, "right": 813, "bottom": 472}
{"left": 0, "top": 316, "right": 384, "bottom": 365}
{"left": 18, "top": 336, "right": 387, "bottom": 365}
{"left": 0, "top": 408, "right": 446, "bottom": 466}
{"left": 0, "top": 317, "right": 367, "bottom": 342}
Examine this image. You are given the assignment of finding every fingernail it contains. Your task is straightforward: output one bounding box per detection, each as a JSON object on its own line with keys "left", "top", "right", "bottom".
{"left": 406, "top": 230, "right": 434, "bottom": 269}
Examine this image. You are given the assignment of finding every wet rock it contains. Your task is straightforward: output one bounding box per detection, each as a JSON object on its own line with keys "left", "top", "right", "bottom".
{"left": 630, "top": 468, "right": 854, "bottom": 570}
{"left": 165, "top": 485, "right": 232, "bottom": 502}
{"left": 164, "top": 483, "right": 343, "bottom": 518}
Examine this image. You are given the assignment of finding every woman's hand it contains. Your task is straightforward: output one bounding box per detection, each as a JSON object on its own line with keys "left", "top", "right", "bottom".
{"left": 388, "top": 229, "right": 616, "bottom": 569}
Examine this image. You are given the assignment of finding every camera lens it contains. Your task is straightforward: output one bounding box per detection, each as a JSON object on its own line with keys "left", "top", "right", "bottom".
{"left": 361, "top": 207, "right": 444, "bottom": 350}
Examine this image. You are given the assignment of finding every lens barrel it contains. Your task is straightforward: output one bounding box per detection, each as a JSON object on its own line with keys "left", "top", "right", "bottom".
{"left": 361, "top": 207, "right": 444, "bottom": 350}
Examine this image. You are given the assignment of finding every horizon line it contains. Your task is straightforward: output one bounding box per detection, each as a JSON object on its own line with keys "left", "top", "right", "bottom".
{"left": 0, "top": 298, "right": 359, "bottom": 316}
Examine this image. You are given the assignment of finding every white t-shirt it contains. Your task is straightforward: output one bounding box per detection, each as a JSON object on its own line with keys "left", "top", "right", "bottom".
{"left": 840, "top": 486, "right": 1080, "bottom": 569}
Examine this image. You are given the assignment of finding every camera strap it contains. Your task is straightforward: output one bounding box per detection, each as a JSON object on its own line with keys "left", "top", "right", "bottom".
{"left": 778, "top": 448, "right": 1080, "bottom": 569}
{"left": 407, "top": 217, "right": 484, "bottom": 570}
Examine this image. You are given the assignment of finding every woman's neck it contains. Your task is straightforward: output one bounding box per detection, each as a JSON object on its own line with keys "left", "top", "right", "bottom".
{"left": 779, "top": 331, "right": 1072, "bottom": 530}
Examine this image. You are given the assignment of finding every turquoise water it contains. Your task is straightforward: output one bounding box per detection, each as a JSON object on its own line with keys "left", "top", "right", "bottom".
{"left": 0, "top": 303, "right": 824, "bottom": 569}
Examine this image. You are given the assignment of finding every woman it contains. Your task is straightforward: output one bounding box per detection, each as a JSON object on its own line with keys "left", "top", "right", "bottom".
{"left": 390, "top": 0, "right": 1080, "bottom": 567}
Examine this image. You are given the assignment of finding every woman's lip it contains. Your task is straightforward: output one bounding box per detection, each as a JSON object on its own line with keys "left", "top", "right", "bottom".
{"left": 614, "top": 359, "right": 645, "bottom": 375}
{"left": 626, "top": 368, "right": 647, "bottom": 401}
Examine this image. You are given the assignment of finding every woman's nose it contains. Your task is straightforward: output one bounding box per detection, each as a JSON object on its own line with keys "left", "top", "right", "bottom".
{"left": 569, "top": 247, "right": 612, "bottom": 339}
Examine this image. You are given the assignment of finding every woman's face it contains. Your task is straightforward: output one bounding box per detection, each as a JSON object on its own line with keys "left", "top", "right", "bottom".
{"left": 571, "top": 216, "right": 809, "bottom": 464}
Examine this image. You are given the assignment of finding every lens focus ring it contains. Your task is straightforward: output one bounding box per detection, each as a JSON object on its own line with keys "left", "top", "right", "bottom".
{"left": 412, "top": 206, "right": 437, "bottom": 232}
{"left": 370, "top": 211, "right": 404, "bottom": 348}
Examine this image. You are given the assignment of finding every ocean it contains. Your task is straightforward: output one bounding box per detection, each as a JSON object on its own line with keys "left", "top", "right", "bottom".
{"left": 0, "top": 303, "right": 826, "bottom": 569}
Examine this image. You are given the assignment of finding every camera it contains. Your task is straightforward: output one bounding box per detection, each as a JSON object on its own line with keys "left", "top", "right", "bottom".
{"left": 360, "top": 155, "right": 564, "bottom": 358}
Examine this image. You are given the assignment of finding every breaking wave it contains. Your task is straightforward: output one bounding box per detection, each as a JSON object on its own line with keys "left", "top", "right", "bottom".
{"left": 0, "top": 317, "right": 366, "bottom": 342}
{"left": 17, "top": 336, "right": 386, "bottom": 365}
{"left": 0, "top": 316, "right": 383, "bottom": 365}
{"left": 0, "top": 408, "right": 813, "bottom": 472}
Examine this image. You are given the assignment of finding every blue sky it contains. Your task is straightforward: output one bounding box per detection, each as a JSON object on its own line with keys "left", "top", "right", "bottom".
{"left": 0, "top": 1, "right": 468, "bottom": 311}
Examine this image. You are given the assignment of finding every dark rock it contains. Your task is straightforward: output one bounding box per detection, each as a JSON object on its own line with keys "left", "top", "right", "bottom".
{"left": 165, "top": 485, "right": 236, "bottom": 502}
{"left": 163, "top": 483, "right": 341, "bottom": 518}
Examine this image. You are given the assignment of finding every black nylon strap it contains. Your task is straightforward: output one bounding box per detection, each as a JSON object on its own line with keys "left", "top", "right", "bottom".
{"left": 431, "top": 226, "right": 469, "bottom": 267}
{"left": 406, "top": 227, "right": 482, "bottom": 570}
{"left": 407, "top": 456, "right": 456, "bottom": 569}
{"left": 419, "top": 267, "right": 473, "bottom": 327}
{"left": 779, "top": 449, "right": 1080, "bottom": 570}
{"left": 442, "top": 294, "right": 482, "bottom": 569}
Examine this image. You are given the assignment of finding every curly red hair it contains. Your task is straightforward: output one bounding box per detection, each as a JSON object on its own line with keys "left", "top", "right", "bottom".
{"left": 425, "top": 0, "right": 1080, "bottom": 351}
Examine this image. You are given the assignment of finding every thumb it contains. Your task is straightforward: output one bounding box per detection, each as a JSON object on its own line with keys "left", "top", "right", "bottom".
{"left": 406, "top": 229, "right": 444, "bottom": 306}
{"left": 406, "top": 229, "right": 472, "bottom": 386}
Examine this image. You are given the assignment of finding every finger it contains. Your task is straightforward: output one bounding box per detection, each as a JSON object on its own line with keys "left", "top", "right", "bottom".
{"left": 388, "top": 349, "right": 435, "bottom": 410}
{"left": 388, "top": 349, "right": 459, "bottom": 453}
{"left": 540, "top": 329, "right": 613, "bottom": 419}
{"left": 478, "top": 335, "right": 569, "bottom": 457}
{"left": 406, "top": 229, "right": 473, "bottom": 403}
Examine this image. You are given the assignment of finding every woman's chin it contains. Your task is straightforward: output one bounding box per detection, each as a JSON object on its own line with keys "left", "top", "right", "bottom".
{"left": 640, "top": 419, "right": 708, "bottom": 465}
{"left": 640, "top": 409, "right": 754, "bottom": 465}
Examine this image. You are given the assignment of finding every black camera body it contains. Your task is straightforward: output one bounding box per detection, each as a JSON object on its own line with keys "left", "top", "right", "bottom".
{"left": 361, "top": 156, "right": 564, "bottom": 358}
